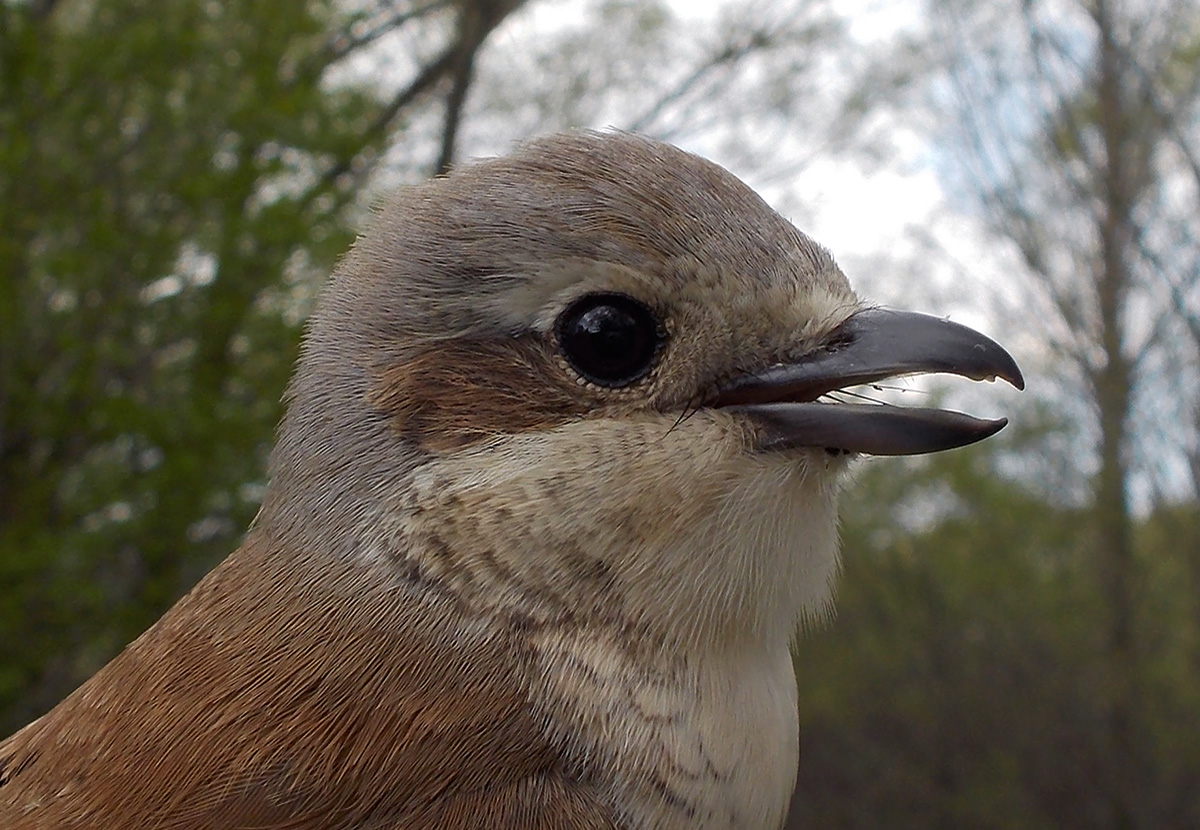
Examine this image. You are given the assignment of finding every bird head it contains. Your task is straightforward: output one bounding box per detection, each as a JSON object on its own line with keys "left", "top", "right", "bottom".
{"left": 259, "top": 131, "right": 1023, "bottom": 656}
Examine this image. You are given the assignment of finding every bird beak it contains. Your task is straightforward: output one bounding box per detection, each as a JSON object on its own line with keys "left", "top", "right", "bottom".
{"left": 711, "top": 308, "right": 1026, "bottom": 456}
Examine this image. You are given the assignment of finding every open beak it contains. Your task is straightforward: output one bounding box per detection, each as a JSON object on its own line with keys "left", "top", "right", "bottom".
{"left": 712, "top": 308, "right": 1025, "bottom": 456}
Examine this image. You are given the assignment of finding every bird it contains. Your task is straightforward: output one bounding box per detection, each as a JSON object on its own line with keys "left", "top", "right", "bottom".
{"left": 0, "top": 131, "right": 1023, "bottom": 829}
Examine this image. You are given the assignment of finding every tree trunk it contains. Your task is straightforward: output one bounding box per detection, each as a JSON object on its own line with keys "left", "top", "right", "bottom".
{"left": 1093, "top": 1, "right": 1138, "bottom": 825}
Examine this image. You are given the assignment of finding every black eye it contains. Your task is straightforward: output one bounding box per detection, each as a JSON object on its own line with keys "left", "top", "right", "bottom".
{"left": 556, "top": 293, "right": 664, "bottom": 387}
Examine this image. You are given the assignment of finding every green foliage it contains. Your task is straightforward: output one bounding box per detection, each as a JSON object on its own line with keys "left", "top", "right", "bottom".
{"left": 0, "top": 0, "right": 396, "bottom": 729}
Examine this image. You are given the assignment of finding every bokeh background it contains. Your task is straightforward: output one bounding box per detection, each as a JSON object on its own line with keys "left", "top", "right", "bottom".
{"left": 2, "top": 0, "right": 1198, "bottom": 826}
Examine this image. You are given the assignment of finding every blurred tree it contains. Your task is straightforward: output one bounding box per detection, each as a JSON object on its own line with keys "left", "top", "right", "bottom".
{"left": 830, "top": 1, "right": 1200, "bottom": 826}
{"left": 459, "top": 0, "right": 846, "bottom": 181}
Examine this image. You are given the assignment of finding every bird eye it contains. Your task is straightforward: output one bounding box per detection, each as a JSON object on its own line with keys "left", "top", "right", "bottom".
{"left": 556, "top": 293, "right": 664, "bottom": 387}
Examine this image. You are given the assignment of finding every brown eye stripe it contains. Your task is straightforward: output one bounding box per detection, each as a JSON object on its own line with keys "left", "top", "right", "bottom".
{"left": 371, "top": 338, "right": 591, "bottom": 452}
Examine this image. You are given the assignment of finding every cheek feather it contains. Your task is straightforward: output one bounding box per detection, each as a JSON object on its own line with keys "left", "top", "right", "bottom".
{"left": 370, "top": 339, "right": 591, "bottom": 452}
